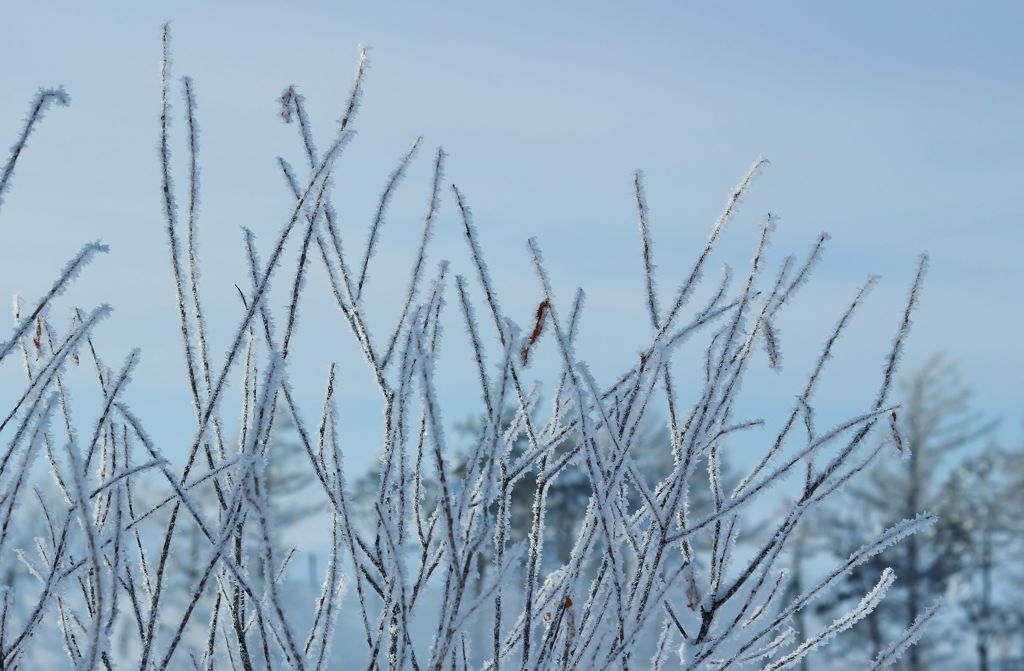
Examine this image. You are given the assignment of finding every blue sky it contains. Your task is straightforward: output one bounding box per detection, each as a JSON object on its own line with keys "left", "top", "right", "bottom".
{"left": 1, "top": 2, "right": 1021, "bottom": 473}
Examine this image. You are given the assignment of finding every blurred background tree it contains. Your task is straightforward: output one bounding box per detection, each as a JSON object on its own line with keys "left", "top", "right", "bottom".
{"left": 810, "top": 355, "right": 1007, "bottom": 670}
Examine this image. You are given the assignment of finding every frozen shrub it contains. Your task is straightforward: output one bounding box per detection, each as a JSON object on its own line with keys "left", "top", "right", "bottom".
{"left": 0, "top": 24, "right": 940, "bottom": 670}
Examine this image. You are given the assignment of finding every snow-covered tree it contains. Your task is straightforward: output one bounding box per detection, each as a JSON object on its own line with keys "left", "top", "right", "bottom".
{"left": 944, "top": 444, "right": 1022, "bottom": 671}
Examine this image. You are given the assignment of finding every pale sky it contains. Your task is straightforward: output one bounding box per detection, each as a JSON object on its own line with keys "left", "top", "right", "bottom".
{"left": 1, "top": 2, "right": 1021, "bottom": 473}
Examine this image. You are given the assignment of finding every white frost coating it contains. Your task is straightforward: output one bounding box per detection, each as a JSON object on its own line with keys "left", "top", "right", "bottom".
{"left": 355, "top": 137, "right": 422, "bottom": 301}
{"left": 763, "top": 569, "right": 896, "bottom": 671}
{"left": 0, "top": 242, "right": 109, "bottom": 365}
{"left": 0, "top": 87, "right": 70, "bottom": 212}
{"left": 866, "top": 601, "right": 943, "bottom": 670}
